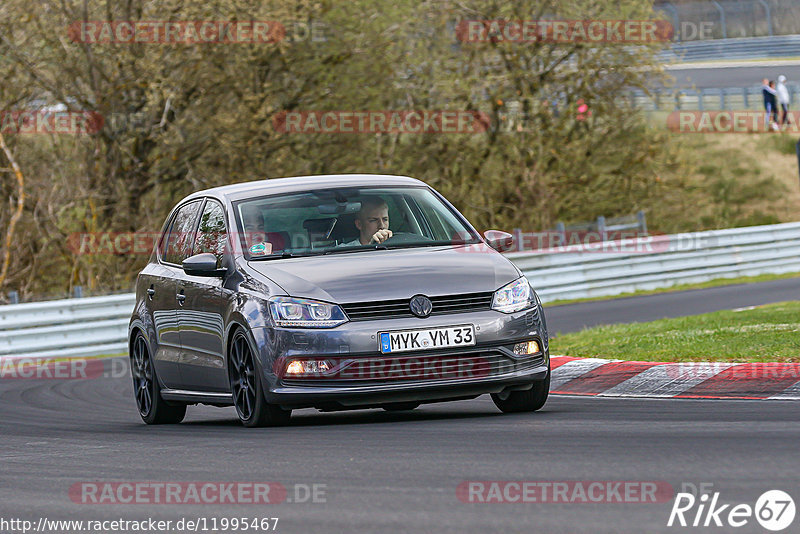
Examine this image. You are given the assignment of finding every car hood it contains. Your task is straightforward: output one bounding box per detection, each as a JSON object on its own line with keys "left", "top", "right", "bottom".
{"left": 246, "top": 245, "right": 520, "bottom": 303}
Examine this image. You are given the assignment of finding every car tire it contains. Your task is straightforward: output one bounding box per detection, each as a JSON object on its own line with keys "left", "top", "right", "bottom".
{"left": 229, "top": 329, "right": 291, "bottom": 428}
{"left": 130, "top": 331, "right": 187, "bottom": 424}
{"left": 491, "top": 373, "right": 550, "bottom": 413}
{"left": 382, "top": 402, "right": 420, "bottom": 412}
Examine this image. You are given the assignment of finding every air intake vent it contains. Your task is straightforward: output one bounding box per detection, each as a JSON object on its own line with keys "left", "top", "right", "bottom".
{"left": 341, "top": 292, "right": 493, "bottom": 321}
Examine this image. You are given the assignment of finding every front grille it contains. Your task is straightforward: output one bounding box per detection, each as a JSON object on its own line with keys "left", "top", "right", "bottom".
{"left": 341, "top": 292, "right": 493, "bottom": 321}
{"left": 281, "top": 349, "right": 545, "bottom": 388}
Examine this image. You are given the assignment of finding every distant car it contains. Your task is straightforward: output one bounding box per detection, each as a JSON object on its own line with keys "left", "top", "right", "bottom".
{"left": 128, "top": 175, "right": 550, "bottom": 426}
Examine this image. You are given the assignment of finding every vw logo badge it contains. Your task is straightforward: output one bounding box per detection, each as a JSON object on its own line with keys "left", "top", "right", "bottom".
{"left": 409, "top": 295, "right": 433, "bottom": 318}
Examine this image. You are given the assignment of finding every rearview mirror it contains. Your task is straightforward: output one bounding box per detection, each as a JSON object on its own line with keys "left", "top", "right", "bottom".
{"left": 318, "top": 202, "right": 361, "bottom": 214}
{"left": 483, "top": 230, "right": 515, "bottom": 252}
{"left": 183, "top": 253, "right": 226, "bottom": 277}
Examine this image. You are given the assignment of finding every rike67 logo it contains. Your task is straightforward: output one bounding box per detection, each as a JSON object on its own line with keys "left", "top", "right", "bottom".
{"left": 668, "top": 485, "right": 795, "bottom": 531}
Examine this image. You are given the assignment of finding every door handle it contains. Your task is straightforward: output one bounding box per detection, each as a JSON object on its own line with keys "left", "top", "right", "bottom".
{"left": 176, "top": 292, "right": 186, "bottom": 305}
{"left": 146, "top": 287, "right": 155, "bottom": 300}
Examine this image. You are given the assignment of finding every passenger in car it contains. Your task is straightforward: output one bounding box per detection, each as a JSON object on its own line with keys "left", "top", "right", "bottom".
{"left": 242, "top": 206, "right": 272, "bottom": 256}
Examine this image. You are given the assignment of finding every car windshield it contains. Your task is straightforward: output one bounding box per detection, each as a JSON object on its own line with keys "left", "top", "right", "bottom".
{"left": 233, "top": 186, "right": 481, "bottom": 260}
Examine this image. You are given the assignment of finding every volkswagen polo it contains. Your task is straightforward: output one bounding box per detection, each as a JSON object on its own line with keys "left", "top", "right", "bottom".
{"left": 128, "top": 174, "right": 550, "bottom": 426}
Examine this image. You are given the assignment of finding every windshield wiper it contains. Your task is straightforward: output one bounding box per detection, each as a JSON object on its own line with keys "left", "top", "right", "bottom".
{"left": 384, "top": 241, "right": 476, "bottom": 250}
{"left": 249, "top": 250, "right": 327, "bottom": 261}
{"left": 322, "top": 244, "right": 387, "bottom": 255}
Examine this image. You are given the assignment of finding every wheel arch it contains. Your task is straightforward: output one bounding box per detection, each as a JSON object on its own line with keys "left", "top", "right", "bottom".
{"left": 128, "top": 319, "right": 149, "bottom": 357}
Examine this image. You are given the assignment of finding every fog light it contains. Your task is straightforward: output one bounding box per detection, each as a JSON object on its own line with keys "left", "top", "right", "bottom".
{"left": 285, "top": 359, "right": 331, "bottom": 376}
{"left": 286, "top": 361, "right": 304, "bottom": 375}
{"left": 513, "top": 340, "right": 540, "bottom": 355}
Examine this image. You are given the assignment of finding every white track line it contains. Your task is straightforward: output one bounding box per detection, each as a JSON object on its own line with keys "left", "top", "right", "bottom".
{"left": 768, "top": 380, "right": 800, "bottom": 400}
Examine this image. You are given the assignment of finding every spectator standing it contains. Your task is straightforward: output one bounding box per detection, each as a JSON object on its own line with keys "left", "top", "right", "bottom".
{"left": 776, "top": 75, "right": 791, "bottom": 129}
{"left": 762, "top": 79, "right": 778, "bottom": 131}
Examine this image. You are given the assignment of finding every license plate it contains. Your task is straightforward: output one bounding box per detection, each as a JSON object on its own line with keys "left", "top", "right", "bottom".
{"left": 379, "top": 325, "right": 475, "bottom": 354}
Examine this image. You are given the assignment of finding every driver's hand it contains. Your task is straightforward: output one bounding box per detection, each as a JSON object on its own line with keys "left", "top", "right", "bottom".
{"left": 370, "top": 229, "right": 392, "bottom": 244}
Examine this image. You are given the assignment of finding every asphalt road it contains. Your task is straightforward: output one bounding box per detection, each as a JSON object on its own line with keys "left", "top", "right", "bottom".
{"left": 1, "top": 373, "right": 798, "bottom": 534}
{"left": 660, "top": 63, "right": 800, "bottom": 90}
{"left": 544, "top": 276, "right": 800, "bottom": 335}
{"left": 2, "top": 280, "right": 799, "bottom": 533}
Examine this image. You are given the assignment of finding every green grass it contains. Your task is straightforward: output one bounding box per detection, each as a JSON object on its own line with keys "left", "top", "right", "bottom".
{"left": 543, "top": 271, "right": 800, "bottom": 307}
{"left": 549, "top": 301, "right": 800, "bottom": 363}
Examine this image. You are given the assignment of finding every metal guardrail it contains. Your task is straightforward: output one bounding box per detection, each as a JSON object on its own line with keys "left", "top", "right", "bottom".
{"left": 1, "top": 221, "right": 800, "bottom": 359}
{"left": 634, "top": 83, "right": 800, "bottom": 112}
{"left": 659, "top": 35, "right": 800, "bottom": 63}
{"left": 0, "top": 294, "right": 133, "bottom": 360}
{"left": 510, "top": 221, "right": 800, "bottom": 302}
{"left": 656, "top": 0, "right": 800, "bottom": 41}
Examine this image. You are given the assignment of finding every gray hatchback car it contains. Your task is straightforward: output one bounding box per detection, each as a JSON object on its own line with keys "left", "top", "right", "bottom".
{"left": 129, "top": 174, "right": 550, "bottom": 426}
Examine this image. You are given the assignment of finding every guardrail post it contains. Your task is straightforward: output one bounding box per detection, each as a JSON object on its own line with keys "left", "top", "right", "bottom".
{"left": 8, "top": 290, "right": 19, "bottom": 304}
{"left": 555, "top": 222, "right": 566, "bottom": 245}
{"left": 73, "top": 286, "right": 83, "bottom": 298}
{"left": 597, "top": 216, "right": 607, "bottom": 242}
{"left": 513, "top": 228, "right": 523, "bottom": 252}
{"left": 660, "top": 3, "right": 680, "bottom": 42}
{"left": 756, "top": 0, "right": 773, "bottom": 36}
{"left": 711, "top": 1, "right": 727, "bottom": 39}
{"left": 637, "top": 211, "right": 648, "bottom": 235}
{"left": 743, "top": 87, "right": 749, "bottom": 109}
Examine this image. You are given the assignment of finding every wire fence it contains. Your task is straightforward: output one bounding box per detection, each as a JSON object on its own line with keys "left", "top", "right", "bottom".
{"left": 655, "top": 0, "right": 800, "bottom": 40}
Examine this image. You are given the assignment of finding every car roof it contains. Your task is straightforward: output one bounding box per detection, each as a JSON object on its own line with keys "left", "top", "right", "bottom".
{"left": 184, "top": 174, "right": 428, "bottom": 203}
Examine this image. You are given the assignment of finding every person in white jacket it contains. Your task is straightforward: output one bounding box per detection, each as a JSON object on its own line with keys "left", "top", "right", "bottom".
{"left": 776, "top": 75, "right": 791, "bottom": 129}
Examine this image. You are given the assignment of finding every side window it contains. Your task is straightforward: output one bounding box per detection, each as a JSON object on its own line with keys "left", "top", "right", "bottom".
{"left": 413, "top": 195, "right": 459, "bottom": 241}
{"left": 163, "top": 200, "right": 202, "bottom": 265}
{"left": 194, "top": 201, "right": 228, "bottom": 266}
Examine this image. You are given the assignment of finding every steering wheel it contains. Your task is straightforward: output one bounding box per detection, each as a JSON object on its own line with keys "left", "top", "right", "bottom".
{"left": 381, "top": 232, "right": 432, "bottom": 244}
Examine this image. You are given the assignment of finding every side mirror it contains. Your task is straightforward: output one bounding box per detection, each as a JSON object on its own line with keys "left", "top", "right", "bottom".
{"left": 483, "top": 230, "right": 515, "bottom": 252}
{"left": 183, "top": 253, "right": 226, "bottom": 277}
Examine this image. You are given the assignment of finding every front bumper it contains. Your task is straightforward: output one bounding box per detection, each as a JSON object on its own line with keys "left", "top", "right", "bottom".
{"left": 251, "top": 305, "right": 549, "bottom": 410}
{"left": 268, "top": 356, "right": 548, "bottom": 410}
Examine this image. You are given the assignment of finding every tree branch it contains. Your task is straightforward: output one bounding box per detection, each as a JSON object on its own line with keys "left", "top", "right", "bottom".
{"left": 0, "top": 132, "right": 26, "bottom": 290}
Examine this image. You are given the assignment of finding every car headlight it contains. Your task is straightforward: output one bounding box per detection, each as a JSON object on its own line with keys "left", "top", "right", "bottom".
{"left": 268, "top": 297, "right": 348, "bottom": 328}
{"left": 492, "top": 277, "right": 533, "bottom": 313}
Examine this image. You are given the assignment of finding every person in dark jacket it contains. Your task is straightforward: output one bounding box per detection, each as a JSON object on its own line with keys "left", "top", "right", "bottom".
{"left": 762, "top": 78, "right": 778, "bottom": 131}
